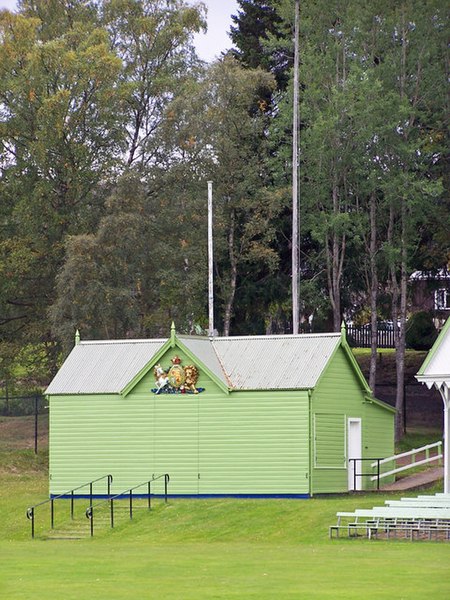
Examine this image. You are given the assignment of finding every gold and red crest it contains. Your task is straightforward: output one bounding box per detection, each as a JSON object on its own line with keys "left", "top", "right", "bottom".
{"left": 152, "top": 357, "right": 201, "bottom": 395}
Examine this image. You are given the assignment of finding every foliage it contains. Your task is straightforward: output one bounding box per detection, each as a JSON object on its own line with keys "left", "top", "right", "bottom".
{"left": 230, "top": 0, "right": 289, "bottom": 90}
{"left": 405, "top": 311, "right": 438, "bottom": 351}
{"left": 0, "top": 0, "right": 206, "bottom": 370}
{"left": 0, "top": 0, "right": 448, "bottom": 386}
{"left": 163, "top": 56, "right": 280, "bottom": 335}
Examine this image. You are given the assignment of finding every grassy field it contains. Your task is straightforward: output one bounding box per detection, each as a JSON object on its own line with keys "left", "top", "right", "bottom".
{"left": 0, "top": 419, "right": 449, "bottom": 599}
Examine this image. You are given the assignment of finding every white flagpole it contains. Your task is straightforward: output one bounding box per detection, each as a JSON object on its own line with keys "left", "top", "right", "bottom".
{"left": 292, "top": 0, "right": 300, "bottom": 334}
{"left": 207, "top": 181, "right": 214, "bottom": 337}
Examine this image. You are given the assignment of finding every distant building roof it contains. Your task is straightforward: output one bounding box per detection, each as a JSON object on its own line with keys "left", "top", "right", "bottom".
{"left": 410, "top": 268, "right": 450, "bottom": 281}
{"left": 45, "top": 331, "right": 342, "bottom": 395}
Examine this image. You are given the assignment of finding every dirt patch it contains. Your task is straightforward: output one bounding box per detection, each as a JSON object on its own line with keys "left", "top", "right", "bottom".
{"left": 0, "top": 415, "right": 49, "bottom": 450}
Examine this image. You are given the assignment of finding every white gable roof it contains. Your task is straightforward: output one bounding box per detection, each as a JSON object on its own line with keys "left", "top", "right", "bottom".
{"left": 209, "top": 333, "right": 340, "bottom": 390}
{"left": 416, "top": 317, "right": 450, "bottom": 390}
{"left": 45, "top": 339, "right": 166, "bottom": 395}
{"left": 45, "top": 332, "right": 342, "bottom": 395}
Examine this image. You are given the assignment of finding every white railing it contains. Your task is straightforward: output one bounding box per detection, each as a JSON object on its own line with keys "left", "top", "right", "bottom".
{"left": 370, "top": 441, "right": 443, "bottom": 482}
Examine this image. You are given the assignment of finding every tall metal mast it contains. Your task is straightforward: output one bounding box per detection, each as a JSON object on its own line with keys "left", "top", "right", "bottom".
{"left": 207, "top": 181, "right": 214, "bottom": 337}
{"left": 292, "top": 0, "right": 301, "bottom": 334}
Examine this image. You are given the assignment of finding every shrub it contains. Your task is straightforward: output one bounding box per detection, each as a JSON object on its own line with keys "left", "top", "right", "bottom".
{"left": 406, "top": 311, "right": 438, "bottom": 350}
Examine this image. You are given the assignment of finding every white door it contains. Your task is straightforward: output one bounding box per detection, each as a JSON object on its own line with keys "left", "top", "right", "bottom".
{"left": 347, "top": 418, "right": 362, "bottom": 491}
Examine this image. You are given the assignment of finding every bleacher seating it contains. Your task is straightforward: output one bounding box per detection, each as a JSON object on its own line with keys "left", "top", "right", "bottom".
{"left": 329, "top": 494, "right": 450, "bottom": 541}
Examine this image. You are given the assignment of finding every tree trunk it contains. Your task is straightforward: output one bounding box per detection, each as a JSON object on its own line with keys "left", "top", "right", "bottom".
{"left": 393, "top": 10, "right": 409, "bottom": 442}
{"left": 326, "top": 180, "right": 345, "bottom": 332}
{"left": 223, "top": 209, "right": 237, "bottom": 337}
{"left": 395, "top": 199, "right": 408, "bottom": 441}
{"left": 388, "top": 198, "right": 408, "bottom": 442}
{"left": 369, "top": 192, "right": 378, "bottom": 392}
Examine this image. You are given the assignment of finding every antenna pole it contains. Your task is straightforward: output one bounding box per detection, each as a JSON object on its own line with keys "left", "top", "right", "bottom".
{"left": 292, "top": 0, "right": 300, "bottom": 334}
{"left": 207, "top": 181, "right": 214, "bottom": 337}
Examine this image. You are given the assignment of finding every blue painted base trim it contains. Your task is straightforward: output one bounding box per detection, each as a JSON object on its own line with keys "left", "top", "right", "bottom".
{"left": 51, "top": 493, "right": 310, "bottom": 500}
{"left": 163, "top": 494, "right": 311, "bottom": 499}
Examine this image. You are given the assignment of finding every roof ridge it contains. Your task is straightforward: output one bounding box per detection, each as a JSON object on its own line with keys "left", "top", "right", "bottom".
{"left": 210, "top": 339, "right": 233, "bottom": 387}
{"left": 80, "top": 338, "right": 166, "bottom": 345}
{"left": 213, "top": 332, "right": 341, "bottom": 341}
{"left": 79, "top": 333, "right": 341, "bottom": 345}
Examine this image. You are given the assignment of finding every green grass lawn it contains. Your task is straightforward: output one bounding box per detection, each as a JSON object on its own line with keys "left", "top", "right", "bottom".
{"left": 1, "top": 451, "right": 450, "bottom": 600}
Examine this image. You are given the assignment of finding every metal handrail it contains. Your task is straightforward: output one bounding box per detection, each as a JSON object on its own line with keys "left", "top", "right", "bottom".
{"left": 348, "top": 458, "right": 384, "bottom": 491}
{"left": 26, "top": 474, "right": 113, "bottom": 538}
{"left": 86, "top": 473, "right": 170, "bottom": 537}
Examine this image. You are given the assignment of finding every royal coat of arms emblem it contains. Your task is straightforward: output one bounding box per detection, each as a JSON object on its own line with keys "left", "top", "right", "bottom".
{"left": 168, "top": 357, "right": 185, "bottom": 388}
{"left": 152, "top": 356, "right": 202, "bottom": 395}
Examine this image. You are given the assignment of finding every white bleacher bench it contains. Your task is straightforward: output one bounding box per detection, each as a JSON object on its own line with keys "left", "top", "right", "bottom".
{"left": 330, "top": 504, "right": 450, "bottom": 541}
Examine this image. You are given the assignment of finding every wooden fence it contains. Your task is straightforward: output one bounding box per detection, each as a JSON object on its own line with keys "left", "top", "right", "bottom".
{"left": 347, "top": 325, "right": 395, "bottom": 348}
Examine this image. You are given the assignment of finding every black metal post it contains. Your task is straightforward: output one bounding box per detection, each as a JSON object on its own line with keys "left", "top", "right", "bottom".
{"left": 51, "top": 498, "right": 54, "bottom": 529}
{"left": 29, "top": 508, "right": 34, "bottom": 539}
{"left": 90, "top": 508, "right": 94, "bottom": 537}
{"left": 111, "top": 498, "right": 114, "bottom": 528}
{"left": 164, "top": 474, "right": 169, "bottom": 503}
{"left": 377, "top": 459, "right": 380, "bottom": 491}
{"left": 353, "top": 459, "right": 357, "bottom": 492}
{"left": 148, "top": 481, "right": 151, "bottom": 510}
{"left": 129, "top": 490, "right": 133, "bottom": 519}
{"left": 71, "top": 490, "right": 74, "bottom": 520}
{"left": 34, "top": 396, "right": 39, "bottom": 454}
{"left": 108, "top": 475, "right": 112, "bottom": 497}
{"left": 90, "top": 482, "right": 93, "bottom": 507}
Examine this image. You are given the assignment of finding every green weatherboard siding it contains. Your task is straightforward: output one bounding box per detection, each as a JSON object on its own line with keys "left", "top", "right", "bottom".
{"left": 48, "top": 335, "right": 394, "bottom": 498}
{"left": 310, "top": 346, "right": 394, "bottom": 494}
{"left": 49, "top": 348, "right": 310, "bottom": 497}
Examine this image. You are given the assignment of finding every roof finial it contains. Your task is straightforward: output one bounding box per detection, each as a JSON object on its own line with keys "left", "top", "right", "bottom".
{"left": 341, "top": 321, "right": 346, "bottom": 342}
{"left": 75, "top": 329, "right": 80, "bottom": 346}
{"left": 170, "top": 321, "right": 176, "bottom": 347}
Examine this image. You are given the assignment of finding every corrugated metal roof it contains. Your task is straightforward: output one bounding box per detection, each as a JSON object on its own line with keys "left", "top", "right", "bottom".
{"left": 178, "top": 336, "right": 230, "bottom": 387}
{"left": 45, "top": 332, "right": 342, "bottom": 394}
{"left": 45, "top": 339, "right": 166, "bottom": 395}
{"left": 211, "top": 333, "right": 341, "bottom": 390}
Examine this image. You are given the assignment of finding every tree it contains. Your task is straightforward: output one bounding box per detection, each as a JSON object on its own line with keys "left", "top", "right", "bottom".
{"left": 0, "top": 9, "right": 123, "bottom": 368}
{"left": 198, "top": 58, "right": 279, "bottom": 335}
{"left": 230, "top": 0, "right": 289, "bottom": 89}
{"left": 102, "top": 0, "right": 206, "bottom": 169}
{"left": 0, "top": 1, "right": 207, "bottom": 371}
{"left": 267, "top": 1, "right": 447, "bottom": 439}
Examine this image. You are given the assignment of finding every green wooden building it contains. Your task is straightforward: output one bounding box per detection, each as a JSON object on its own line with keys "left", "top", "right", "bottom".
{"left": 45, "top": 324, "right": 394, "bottom": 498}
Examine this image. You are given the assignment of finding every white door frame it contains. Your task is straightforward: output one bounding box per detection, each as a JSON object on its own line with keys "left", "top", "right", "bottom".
{"left": 347, "top": 418, "right": 362, "bottom": 491}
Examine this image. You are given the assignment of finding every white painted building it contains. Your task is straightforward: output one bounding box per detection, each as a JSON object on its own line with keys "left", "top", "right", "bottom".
{"left": 416, "top": 317, "right": 450, "bottom": 492}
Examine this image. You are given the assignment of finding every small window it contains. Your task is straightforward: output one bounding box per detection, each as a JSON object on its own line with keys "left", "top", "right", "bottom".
{"left": 314, "top": 413, "right": 346, "bottom": 469}
{"left": 434, "top": 288, "right": 450, "bottom": 310}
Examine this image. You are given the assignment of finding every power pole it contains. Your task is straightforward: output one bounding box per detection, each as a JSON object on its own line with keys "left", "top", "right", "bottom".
{"left": 292, "top": 0, "right": 300, "bottom": 334}
{"left": 207, "top": 181, "right": 214, "bottom": 337}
